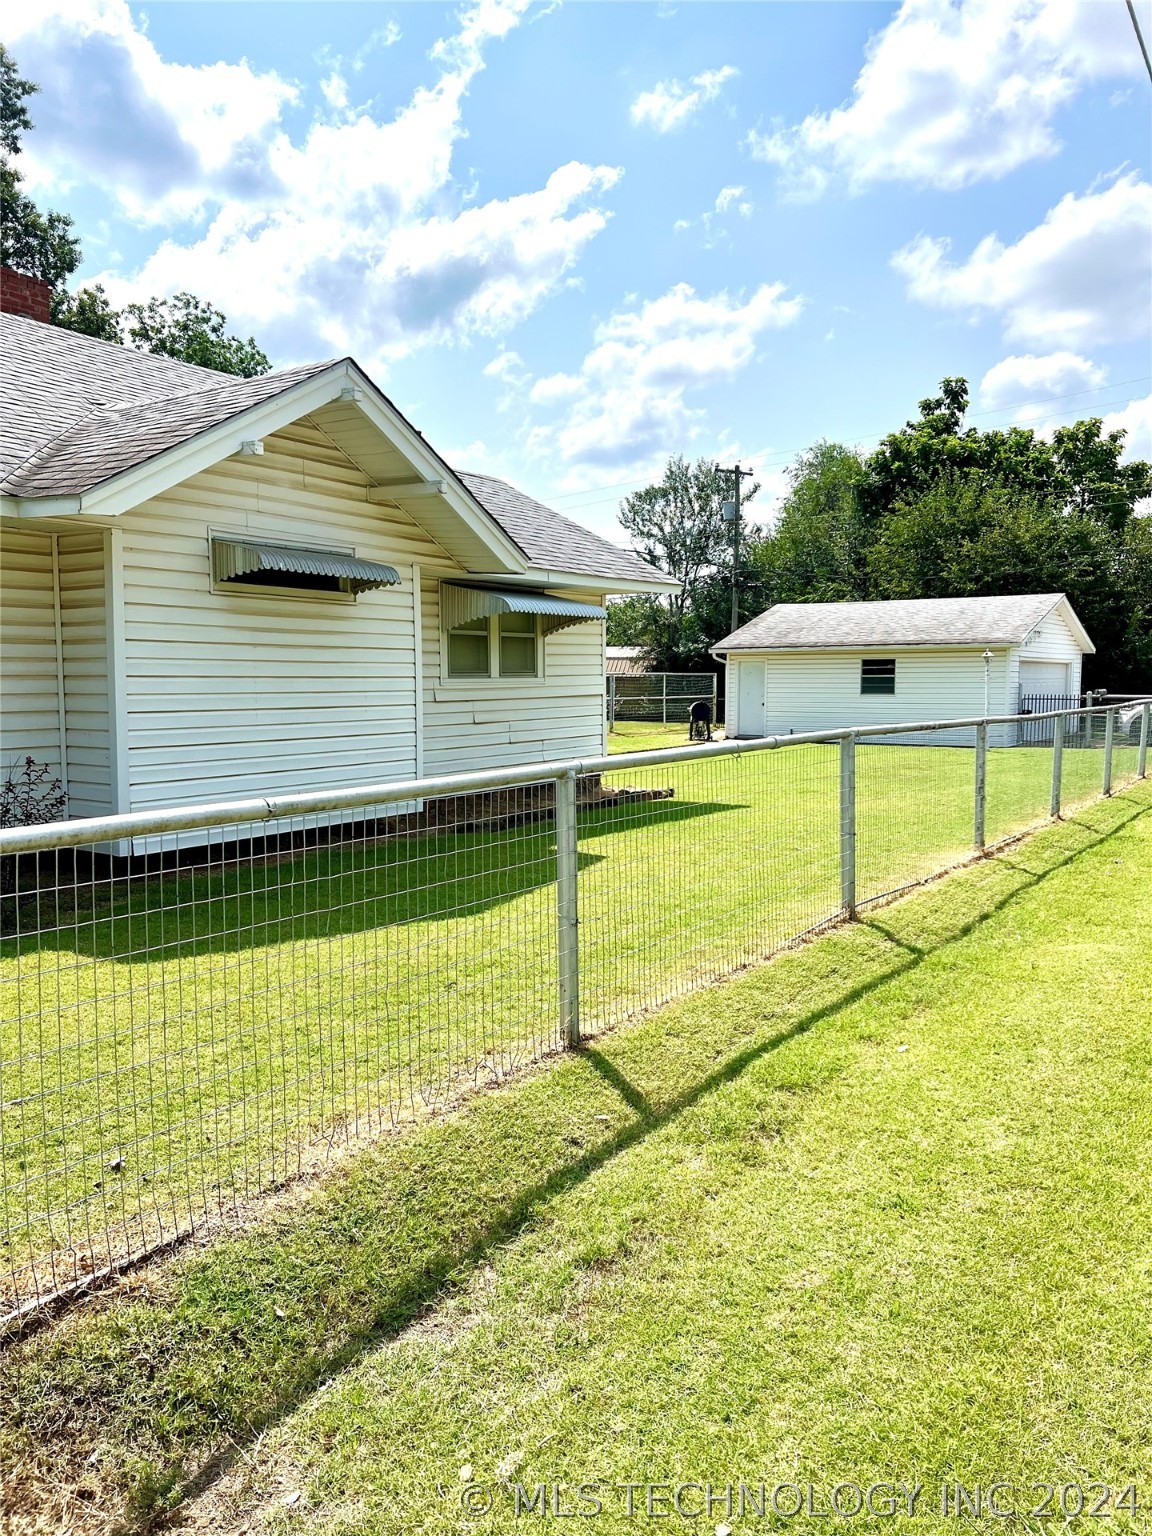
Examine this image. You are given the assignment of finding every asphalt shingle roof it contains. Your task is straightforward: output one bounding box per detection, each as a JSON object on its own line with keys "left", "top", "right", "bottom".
{"left": 716, "top": 594, "right": 1076, "bottom": 650}
{"left": 456, "top": 471, "right": 669, "bottom": 586}
{"left": 1, "top": 313, "right": 670, "bottom": 588}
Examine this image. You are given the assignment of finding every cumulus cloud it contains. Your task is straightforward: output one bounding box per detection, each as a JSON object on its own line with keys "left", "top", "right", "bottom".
{"left": 747, "top": 0, "right": 1142, "bottom": 200}
{"left": 1102, "top": 393, "right": 1152, "bottom": 463}
{"left": 527, "top": 279, "right": 804, "bottom": 471}
{"left": 630, "top": 66, "right": 737, "bottom": 132}
{"left": 893, "top": 174, "right": 1152, "bottom": 349}
{"left": 978, "top": 352, "right": 1107, "bottom": 413}
{"left": 9, "top": 0, "right": 297, "bottom": 221}
{"left": 20, "top": 0, "right": 622, "bottom": 370}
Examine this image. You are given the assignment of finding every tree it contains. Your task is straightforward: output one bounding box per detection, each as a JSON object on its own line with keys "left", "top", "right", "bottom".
{"left": 749, "top": 441, "right": 868, "bottom": 605}
{"left": 50, "top": 283, "right": 122, "bottom": 342}
{"left": 0, "top": 45, "right": 81, "bottom": 289}
{"left": 616, "top": 456, "right": 759, "bottom": 667}
{"left": 121, "top": 293, "right": 270, "bottom": 377}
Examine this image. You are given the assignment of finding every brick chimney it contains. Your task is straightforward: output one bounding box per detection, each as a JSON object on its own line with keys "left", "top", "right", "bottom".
{"left": 1, "top": 266, "right": 52, "bottom": 324}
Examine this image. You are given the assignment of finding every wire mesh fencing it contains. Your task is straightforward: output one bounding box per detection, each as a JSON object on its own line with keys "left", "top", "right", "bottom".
{"left": 1, "top": 703, "right": 1147, "bottom": 1324}
{"left": 606, "top": 672, "right": 718, "bottom": 725}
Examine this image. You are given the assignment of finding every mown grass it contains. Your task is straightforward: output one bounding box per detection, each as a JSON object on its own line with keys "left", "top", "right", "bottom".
{"left": 0, "top": 740, "right": 1139, "bottom": 1316}
{"left": 607, "top": 719, "right": 718, "bottom": 753}
{"left": 0, "top": 781, "right": 1148, "bottom": 1534}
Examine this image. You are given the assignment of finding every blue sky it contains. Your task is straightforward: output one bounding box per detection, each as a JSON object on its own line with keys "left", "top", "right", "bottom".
{"left": 10, "top": 0, "right": 1152, "bottom": 539}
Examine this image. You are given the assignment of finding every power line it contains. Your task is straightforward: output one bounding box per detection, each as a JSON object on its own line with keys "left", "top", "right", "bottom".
{"left": 547, "top": 377, "right": 1151, "bottom": 516}
{"left": 1126, "top": 0, "right": 1152, "bottom": 84}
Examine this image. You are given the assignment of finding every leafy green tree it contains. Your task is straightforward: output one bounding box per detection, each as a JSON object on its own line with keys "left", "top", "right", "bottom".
{"left": 120, "top": 293, "right": 270, "bottom": 377}
{"left": 749, "top": 441, "right": 868, "bottom": 604}
{"left": 617, "top": 455, "right": 758, "bottom": 667}
{"left": 0, "top": 45, "right": 80, "bottom": 289}
{"left": 50, "top": 282, "right": 122, "bottom": 341}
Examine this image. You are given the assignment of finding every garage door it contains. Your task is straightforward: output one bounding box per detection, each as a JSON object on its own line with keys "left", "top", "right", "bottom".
{"left": 1019, "top": 660, "right": 1069, "bottom": 702}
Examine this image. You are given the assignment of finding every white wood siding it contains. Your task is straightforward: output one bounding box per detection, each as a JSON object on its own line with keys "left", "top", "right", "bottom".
{"left": 738, "top": 647, "right": 1015, "bottom": 746}
{"left": 0, "top": 524, "right": 61, "bottom": 781}
{"left": 116, "top": 420, "right": 449, "bottom": 811}
{"left": 420, "top": 575, "right": 607, "bottom": 775}
{"left": 1013, "top": 607, "right": 1084, "bottom": 706}
{"left": 56, "top": 530, "right": 114, "bottom": 817}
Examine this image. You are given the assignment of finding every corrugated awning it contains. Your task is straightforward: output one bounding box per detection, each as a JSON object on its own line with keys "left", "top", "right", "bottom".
{"left": 212, "top": 538, "right": 401, "bottom": 593}
{"left": 441, "top": 584, "right": 606, "bottom": 635}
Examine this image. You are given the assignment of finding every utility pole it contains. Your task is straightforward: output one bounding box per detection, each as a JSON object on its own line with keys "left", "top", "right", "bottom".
{"left": 721, "top": 463, "right": 754, "bottom": 635}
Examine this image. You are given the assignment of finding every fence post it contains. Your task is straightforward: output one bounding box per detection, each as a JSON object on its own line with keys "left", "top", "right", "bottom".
{"left": 555, "top": 769, "right": 581, "bottom": 1048}
{"left": 607, "top": 675, "right": 616, "bottom": 731}
{"left": 1139, "top": 702, "right": 1149, "bottom": 780}
{"left": 662, "top": 673, "right": 668, "bottom": 725}
{"left": 1050, "top": 713, "right": 1063, "bottom": 820}
{"left": 973, "top": 723, "right": 987, "bottom": 851}
{"left": 839, "top": 733, "right": 856, "bottom": 919}
{"left": 1102, "top": 707, "right": 1115, "bottom": 797}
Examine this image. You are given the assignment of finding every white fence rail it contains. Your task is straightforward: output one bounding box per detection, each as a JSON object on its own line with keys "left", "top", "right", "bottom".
{"left": 1, "top": 702, "right": 1148, "bottom": 1325}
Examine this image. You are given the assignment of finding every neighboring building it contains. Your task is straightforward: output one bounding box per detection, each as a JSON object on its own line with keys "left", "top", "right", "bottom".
{"left": 0, "top": 284, "right": 674, "bottom": 843}
{"left": 713, "top": 594, "right": 1093, "bottom": 744}
{"left": 605, "top": 646, "right": 651, "bottom": 677}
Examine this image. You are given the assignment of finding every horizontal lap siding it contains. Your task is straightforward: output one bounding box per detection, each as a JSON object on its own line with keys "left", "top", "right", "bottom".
{"left": 1013, "top": 609, "right": 1084, "bottom": 706}
{"left": 119, "top": 421, "right": 447, "bottom": 811}
{"left": 0, "top": 525, "right": 61, "bottom": 780}
{"left": 57, "top": 531, "right": 114, "bottom": 817}
{"left": 421, "top": 576, "right": 607, "bottom": 774}
{"left": 755, "top": 648, "right": 1012, "bottom": 747}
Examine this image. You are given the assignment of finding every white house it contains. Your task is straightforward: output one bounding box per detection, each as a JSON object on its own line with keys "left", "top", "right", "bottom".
{"left": 713, "top": 594, "right": 1094, "bottom": 745}
{"left": 0, "top": 288, "right": 675, "bottom": 837}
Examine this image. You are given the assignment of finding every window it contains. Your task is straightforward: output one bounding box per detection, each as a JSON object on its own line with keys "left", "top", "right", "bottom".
{"left": 446, "top": 612, "right": 540, "bottom": 678}
{"left": 499, "top": 611, "right": 538, "bottom": 677}
{"left": 447, "top": 616, "right": 491, "bottom": 676}
{"left": 861, "top": 658, "right": 896, "bottom": 695}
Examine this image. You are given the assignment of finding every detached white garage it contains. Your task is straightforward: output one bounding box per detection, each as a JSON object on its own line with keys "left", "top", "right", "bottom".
{"left": 713, "top": 594, "right": 1094, "bottom": 745}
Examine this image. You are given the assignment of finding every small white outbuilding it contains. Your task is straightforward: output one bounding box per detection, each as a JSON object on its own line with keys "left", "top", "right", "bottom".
{"left": 713, "top": 593, "right": 1094, "bottom": 745}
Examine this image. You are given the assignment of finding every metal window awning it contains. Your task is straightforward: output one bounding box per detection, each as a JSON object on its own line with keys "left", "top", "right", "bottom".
{"left": 212, "top": 538, "right": 401, "bottom": 593}
{"left": 441, "top": 584, "right": 606, "bottom": 635}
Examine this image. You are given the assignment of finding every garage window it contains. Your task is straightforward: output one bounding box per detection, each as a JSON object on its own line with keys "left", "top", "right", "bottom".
{"left": 861, "top": 658, "right": 896, "bottom": 695}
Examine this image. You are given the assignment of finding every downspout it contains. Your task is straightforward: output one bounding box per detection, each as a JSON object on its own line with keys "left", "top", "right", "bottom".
{"left": 50, "top": 532, "right": 70, "bottom": 803}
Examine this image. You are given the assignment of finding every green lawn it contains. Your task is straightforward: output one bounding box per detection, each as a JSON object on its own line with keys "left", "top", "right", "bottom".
{"left": 607, "top": 719, "right": 720, "bottom": 753}
{"left": 0, "top": 738, "right": 1140, "bottom": 1315}
{"left": 2, "top": 784, "right": 1148, "bottom": 1533}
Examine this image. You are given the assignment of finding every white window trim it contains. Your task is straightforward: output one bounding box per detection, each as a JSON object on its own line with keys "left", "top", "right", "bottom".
{"left": 444, "top": 611, "right": 543, "bottom": 681}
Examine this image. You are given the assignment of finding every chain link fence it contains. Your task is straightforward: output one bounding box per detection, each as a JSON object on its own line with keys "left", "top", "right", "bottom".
{"left": 1, "top": 702, "right": 1147, "bottom": 1325}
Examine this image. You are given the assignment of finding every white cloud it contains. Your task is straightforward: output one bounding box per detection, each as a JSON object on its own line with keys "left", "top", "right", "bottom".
{"left": 25, "top": 0, "right": 622, "bottom": 370}
{"left": 978, "top": 352, "right": 1107, "bottom": 412}
{"left": 748, "top": 0, "right": 1143, "bottom": 200}
{"left": 1102, "top": 393, "right": 1152, "bottom": 463}
{"left": 893, "top": 174, "right": 1152, "bottom": 349}
{"left": 630, "top": 66, "right": 737, "bottom": 133}
{"left": 527, "top": 279, "right": 804, "bottom": 471}
{"left": 674, "top": 185, "right": 754, "bottom": 241}
{"left": 9, "top": 0, "right": 298, "bottom": 222}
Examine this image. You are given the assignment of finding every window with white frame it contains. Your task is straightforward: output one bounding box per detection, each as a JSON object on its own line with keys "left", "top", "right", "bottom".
{"left": 446, "top": 612, "right": 540, "bottom": 678}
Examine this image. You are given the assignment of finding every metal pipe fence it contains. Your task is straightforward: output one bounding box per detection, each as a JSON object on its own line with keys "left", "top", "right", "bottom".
{"left": 1, "top": 702, "right": 1147, "bottom": 1325}
{"left": 606, "top": 672, "right": 718, "bottom": 726}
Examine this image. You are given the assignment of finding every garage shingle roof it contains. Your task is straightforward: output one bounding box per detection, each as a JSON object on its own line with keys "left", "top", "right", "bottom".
{"left": 1, "top": 313, "right": 670, "bottom": 588}
{"left": 716, "top": 595, "right": 1076, "bottom": 651}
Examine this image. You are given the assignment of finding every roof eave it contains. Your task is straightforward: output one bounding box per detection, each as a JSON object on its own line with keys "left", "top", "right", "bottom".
{"left": 465, "top": 566, "right": 679, "bottom": 595}
{"left": 3, "top": 361, "right": 531, "bottom": 576}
